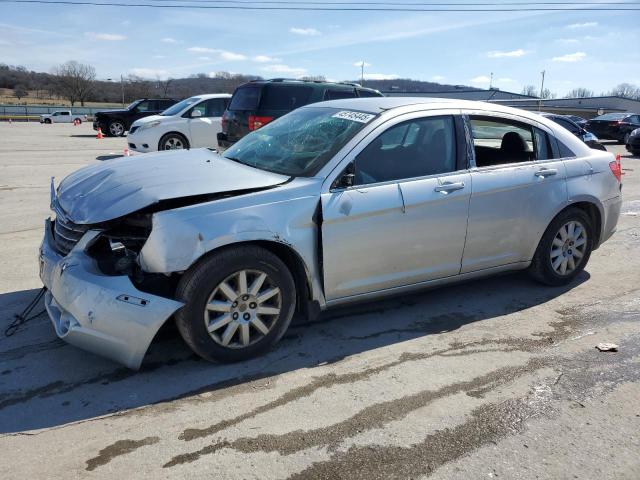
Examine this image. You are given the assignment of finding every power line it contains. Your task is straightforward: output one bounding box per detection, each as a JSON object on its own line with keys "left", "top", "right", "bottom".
{"left": 2, "top": 0, "right": 639, "bottom": 9}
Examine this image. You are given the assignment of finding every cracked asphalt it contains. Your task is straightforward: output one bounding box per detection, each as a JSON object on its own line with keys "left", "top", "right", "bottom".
{"left": 1, "top": 123, "right": 639, "bottom": 479}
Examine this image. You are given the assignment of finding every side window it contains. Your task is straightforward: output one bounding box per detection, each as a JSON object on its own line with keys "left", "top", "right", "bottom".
{"left": 60, "top": 111, "right": 70, "bottom": 116}
{"left": 259, "top": 85, "right": 314, "bottom": 110}
{"left": 470, "top": 116, "right": 535, "bottom": 167}
{"left": 357, "top": 89, "right": 382, "bottom": 98}
{"left": 557, "top": 140, "right": 576, "bottom": 158}
{"left": 554, "top": 117, "right": 580, "bottom": 134}
{"left": 190, "top": 101, "right": 207, "bottom": 117}
{"left": 52, "top": 112, "right": 59, "bottom": 116}
{"left": 533, "top": 128, "right": 552, "bottom": 160}
{"left": 205, "top": 98, "right": 226, "bottom": 117}
{"left": 354, "top": 116, "right": 457, "bottom": 185}
{"left": 136, "top": 101, "right": 151, "bottom": 112}
{"left": 324, "top": 89, "right": 357, "bottom": 100}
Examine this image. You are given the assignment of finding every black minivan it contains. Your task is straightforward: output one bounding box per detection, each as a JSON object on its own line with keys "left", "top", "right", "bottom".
{"left": 217, "top": 79, "right": 383, "bottom": 148}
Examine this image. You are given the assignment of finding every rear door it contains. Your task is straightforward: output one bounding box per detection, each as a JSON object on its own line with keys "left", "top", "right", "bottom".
{"left": 321, "top": 112, "right": 471, "bottom": 301}
{"left": 54, "top": 112, "right": 70, "bottom": 123}
{"left": 188, "top": 98, "right": 228, "bottom": 148}
{"left": 461, "top": 113, "right": 567, "bottom": 273}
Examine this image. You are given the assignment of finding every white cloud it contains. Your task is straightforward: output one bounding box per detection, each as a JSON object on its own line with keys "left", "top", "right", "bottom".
{"left": 219, "top": 50, "right": 246, "bottom": 61}
{"left": 85, "top": 32, "right": 126, "bottom": 41}
{"left": 129, "top": 68, "right": 169, "bottom": 79}
{"left": 253, "top": 55, "right": 280, "bottom": 63}
{"left": 187, "top": 47, "right": 246, "bottom": 61}
{"left": 552, "top": 52, "right": 586, "bottom": 62}
{"left": 261, "top": 64, "right": 307, "bottom": 76}
{"left": 363, "top": 73, "right": 399, "bottom": 80}
{"left": 431, "top": 75, "right": 445, "bottom": 82}
{"left": 198, "top": 56, "right": 211, "bottom": 61}
{"left": 567, "top": 22, "right": 598, "bottom": 29}
{"left": 487, "top": 49, "right": 526, "bottom": 58}
{"left": 290, "top": 27, "right": 321, "bottom": 36}
{"left": 353, "top": 61, "right": 372, "bottom": 67}
{"left": 557, "top": 38, "right": 579, "bottom": 44}
{"left": 161, "top": 37, "right": 177, "bottom": 43}
{"left": 188, "top": 46, "right": 216, "bottom": 53}
{"left": 498, "top": 77, "right": 514, "bottom": 83}
{"left": 470, "top": 75, "right": 491, "bottom": 84}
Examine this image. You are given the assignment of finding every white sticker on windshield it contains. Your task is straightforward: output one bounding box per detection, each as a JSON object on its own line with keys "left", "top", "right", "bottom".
{"left": 332, "top": 111, "right": 375, "bottom": 123}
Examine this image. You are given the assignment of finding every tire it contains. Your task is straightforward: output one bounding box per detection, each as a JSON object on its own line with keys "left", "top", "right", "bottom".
{"left": 108, "top": 120, "right": 125, "bottom": 137}
{"left": 529, "top": 208, "right": 593, "bottom": 286}
{"left": 44, "top": 118, "right": 51, "bottom": 124}
{"left": 175, "top": 245, "right": 297, "bottom": 363}
{"left": 159, "top": 132, "right": 189, "bottom": 151}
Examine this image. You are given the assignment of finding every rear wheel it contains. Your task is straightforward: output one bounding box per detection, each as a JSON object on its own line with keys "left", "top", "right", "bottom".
{"left": 159, "top": 132, "right": 189, "bottom": 151}
{"left": 175, "top": 246, "right": 296, "bottom": 362}
{"left": 529, "top": 208, "right": 593, "bottom": 286}
{"left": 108, "top": 120, "right": 125, "bottom": 137}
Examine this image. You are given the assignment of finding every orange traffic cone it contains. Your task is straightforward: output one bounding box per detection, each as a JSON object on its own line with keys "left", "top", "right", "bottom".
{"left": 124, "top": 148, "right": 130, "bottom": 157}
{"left": 8, "top": 118, "right": 12, "bottom": 124}
{"left": 73, "top": 119, "right": 78, "bottom": 126}
{"left": 96, "top": 127, "right": 103, "bottom": 139}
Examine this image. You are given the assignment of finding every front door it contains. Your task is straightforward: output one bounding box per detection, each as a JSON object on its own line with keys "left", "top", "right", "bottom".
{"left": 188, "top": 98, "right": 227, "bottom": 148}
{"left": 321, "top": 114, "right": 471, "bottom": 301}
{"left": 461, "top": 114, "right": 567, "bottom": 273}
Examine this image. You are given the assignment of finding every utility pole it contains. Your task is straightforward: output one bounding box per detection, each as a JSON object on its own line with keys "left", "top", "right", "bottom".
{"left": 360, "top": 61, "right": 365, "bottom": 86}
{"left": 489, "top": 72, "right": 493, "bottom": 89}
{"left": 120, "top": 74, "right": 125, "bottom": 107}
{"left": 538, "top": 70, "right": 546, "bottom": 111}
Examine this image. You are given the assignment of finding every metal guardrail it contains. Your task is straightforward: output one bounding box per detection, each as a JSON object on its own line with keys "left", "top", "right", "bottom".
{"left": 0, "top": 104, "right": 120, "bottom": 121}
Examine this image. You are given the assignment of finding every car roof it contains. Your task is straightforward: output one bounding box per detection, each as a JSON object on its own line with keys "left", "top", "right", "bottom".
{"left": 191, "top": 93, "right": 232, "bottom": 99}
{"left": 245, "top": 78, "right": 379, "bottom": 92}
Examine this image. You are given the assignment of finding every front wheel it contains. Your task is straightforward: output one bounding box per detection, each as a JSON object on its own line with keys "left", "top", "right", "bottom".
{"left": 529, "top": 208, "right": 593, "bottom": 286}
{"left": 44, "top": 118, "right": 51, "bottom": 124}
{"left": 159, "top": 133, "right": 189, "bottom": 151}
{"left": 175, "top": 246, "right": 297, "bottom": 363}
{"left": 108, "top": 120, "right": 125, "bottom": 137}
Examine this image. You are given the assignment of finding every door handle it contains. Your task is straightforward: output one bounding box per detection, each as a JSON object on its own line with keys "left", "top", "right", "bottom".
{"left": 534, "top": 168, "right": 558, "bottom": 178}
{"left": 434, "top": 181, "right": 465, "bottom": 193}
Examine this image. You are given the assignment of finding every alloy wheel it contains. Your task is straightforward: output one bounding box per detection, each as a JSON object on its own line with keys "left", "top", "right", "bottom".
{"left": 109, "top": 122, "right": 124, "bottom": 136}
{"left": 203, "top": 269, "right": 281, "bottom": 348}
{"left": 550, "top": 220, "right": 588, "bottom": 276}
{"left": 163, "top": 136, "right": 184, "bottom": 150}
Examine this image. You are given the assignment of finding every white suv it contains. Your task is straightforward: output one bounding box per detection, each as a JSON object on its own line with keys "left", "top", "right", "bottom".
{"left": 127, "top": 94, "right": 231, "bottom": 152}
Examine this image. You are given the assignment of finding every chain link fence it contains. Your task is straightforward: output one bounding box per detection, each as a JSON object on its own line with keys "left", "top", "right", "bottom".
{"left": 0, "top": 104, "right": 120, "bottom": 121}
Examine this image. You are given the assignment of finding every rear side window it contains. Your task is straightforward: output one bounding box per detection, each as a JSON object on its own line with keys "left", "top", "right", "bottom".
{"left": 470, "top": 116, "right": 536, "bottom": 166}
{"left": 259, "top": 85, "right": 314, "bottom": 110}
{"left": 324, "top": 89, "right": 357, "bottom": 100}
{"left": 357, "top": 89, "right": 382, "bottom": 98}
{"left": 557, "top": 140, "right": 576, "bottom": 158}
{"left": 60, "top": 111, "right": 70, "bottom": 116}
{"left": 229, "top": 86, "right": 260, "bottom": 111}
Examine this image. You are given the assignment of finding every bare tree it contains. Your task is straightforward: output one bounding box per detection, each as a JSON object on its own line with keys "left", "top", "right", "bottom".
{"left": 565, "top": 87, "right": 594, "bottom": 98}
{"left": 52, "top": 61, "right": 96, "bottom": 106}
{"left": 157, "top": 76, "right": 173, "bottom": 97}
{"left": 13, "top": 84, "right": 28, "bottom": 101}
{"left": 125, "top": 75, "right": 153, "bottom": 100}
{"left": 521, "top": 85, "right": 538, "bottom": 97}
{"left": 608, "top": 83, "right": 640, "bottom": 100}
{"left": 540, "top": 88, "right": 556, "bottom": 99}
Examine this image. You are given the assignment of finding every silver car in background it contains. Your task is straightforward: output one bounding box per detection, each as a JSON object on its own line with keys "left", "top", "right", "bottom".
{"left": 40, "top": 98, "right": 623, "bottom": 369}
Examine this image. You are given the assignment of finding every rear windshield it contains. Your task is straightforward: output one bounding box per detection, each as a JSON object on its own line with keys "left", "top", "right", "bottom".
{"left": 259, "top": 84, "right": 314, "bottom": 110}
{"left": 593, "top": 113, "right": 628, "bottom": 121}
{"left": 229, "top": 86, "right": 261, "bottom": 111}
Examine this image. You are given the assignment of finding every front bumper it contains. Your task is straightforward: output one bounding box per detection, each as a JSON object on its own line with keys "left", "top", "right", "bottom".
{"left": 127, "top": 129, "right": 156, "bottom": 152}
{"left": 39, "top": 219, "right": 183, "bottom": 369}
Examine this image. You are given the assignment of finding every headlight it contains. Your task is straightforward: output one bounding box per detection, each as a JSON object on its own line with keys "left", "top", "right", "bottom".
{"left": 138, "top": 120, "right": 162, "bottom": 131}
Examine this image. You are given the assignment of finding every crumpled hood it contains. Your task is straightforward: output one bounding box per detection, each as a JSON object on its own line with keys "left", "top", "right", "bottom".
{"left": 56, "top": 149, "right": 289, "bottom": 224}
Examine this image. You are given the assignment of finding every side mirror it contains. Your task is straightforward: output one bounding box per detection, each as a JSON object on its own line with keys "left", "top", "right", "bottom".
{"left": 333, "top": 164, "right": 356, "bottom": 189}
{"left": 191, "top": 109, "right": 203, "bottom": 118}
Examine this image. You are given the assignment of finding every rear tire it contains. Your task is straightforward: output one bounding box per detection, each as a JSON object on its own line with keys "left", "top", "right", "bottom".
{"left": 159, "top": 132, "right": 189, "bottom": 151}
{"left": 529, "top": 208, "right": 593, "bottom": 286}
{"left": 175, "top": 246, "right": 296, "bottom": 363}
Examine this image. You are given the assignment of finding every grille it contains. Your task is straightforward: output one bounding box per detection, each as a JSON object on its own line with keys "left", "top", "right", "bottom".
{"left": 129, "top": 126, "right": 139, "bottom": 134}
{"left": 53, "top": 203, "right": 90, "bottom": 255}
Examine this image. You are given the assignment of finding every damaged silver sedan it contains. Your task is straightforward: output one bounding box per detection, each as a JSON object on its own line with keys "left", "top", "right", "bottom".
{"left": 40, "top": 98, "right": 622, "bottom": 369}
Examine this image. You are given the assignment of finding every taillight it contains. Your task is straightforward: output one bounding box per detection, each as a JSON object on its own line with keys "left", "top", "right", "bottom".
{"left": 248, "top": 115, "right": 273, "bottom": 131}
{"left": 609, "top": 154, "right": 622, "bottom": 182}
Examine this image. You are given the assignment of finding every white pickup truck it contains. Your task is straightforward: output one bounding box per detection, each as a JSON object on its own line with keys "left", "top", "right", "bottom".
{"left": 40, "top": 110, "right": 87, "bottom": 124}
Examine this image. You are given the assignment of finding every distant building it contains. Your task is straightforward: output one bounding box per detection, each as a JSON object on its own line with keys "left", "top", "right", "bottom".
{"left": 383, "top": 88, "right": 640, "bottom": 118}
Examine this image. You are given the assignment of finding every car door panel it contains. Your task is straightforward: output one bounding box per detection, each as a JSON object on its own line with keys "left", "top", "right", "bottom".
{"left": 461, "top": 162, "right": 567, "bottom": 272}
{"left": 190, "top": 117, "right": 222, "bottom": 148}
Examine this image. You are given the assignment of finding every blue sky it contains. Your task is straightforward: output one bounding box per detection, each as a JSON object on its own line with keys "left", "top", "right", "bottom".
{"left": 1, "top": 1, "right": 639, "bottom": 96}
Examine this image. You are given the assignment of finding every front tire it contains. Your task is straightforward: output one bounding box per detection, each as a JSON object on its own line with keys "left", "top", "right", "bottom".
{"left": 108, "top": 120, "right": 125, "bottom": 137}
{"left": 159, "top": 132, "right": 189, "bottom": 151}
{"left": 44, "top": 118, "right": 51, "bottom": 124}
{"left": 175, "top": 246, "right": 296, "bottom": 363}
{"left": 529, "top": 208, "right": 593, "bottom": 286}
